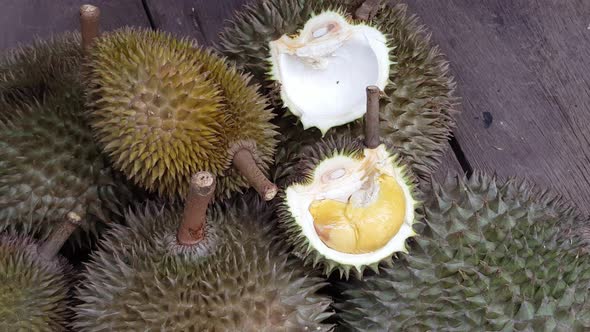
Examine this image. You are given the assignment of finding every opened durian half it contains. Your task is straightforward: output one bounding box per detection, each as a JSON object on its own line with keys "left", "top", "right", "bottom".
{"left": 269, "top": 11, "right": 390, "bottom": 133}
{"left": 279, "top": 88, "right": 418, "bottom": 279}
{"left": 219, "top": 0, "right": 457, "bottom": 179}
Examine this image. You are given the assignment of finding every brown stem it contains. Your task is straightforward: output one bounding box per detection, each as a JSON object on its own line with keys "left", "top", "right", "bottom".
{"left": 364, "top": 85, "right": 381, "bottom": 149}
{"left": 80, "top": 4, "right": 100, "bottom": 52}
{"left": 232, "top": 149, "right": 278, "bottom": 201}
{"left": 354, "top": 0, "right": 380, "bottom": 20}
{"left": 177, "top": 172, "right": 216, "bottom": 245}
{"left": 38, "top": 212, "right": 81, "bottom": 261}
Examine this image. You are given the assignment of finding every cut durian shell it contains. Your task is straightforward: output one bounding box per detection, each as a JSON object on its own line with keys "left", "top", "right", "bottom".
{"left": 74, "top": 197, "right": 334, "bottom": 331}
{"left": 218, "top": 1, "right": 458, "bottom": 179}
{"left": 337, "top": 172, "right": 590, "bottom": 331}
{"left": 269, "top": 11, "right": 390, "bottom": 133}
{"left": 279, "top": 136, "right": 418, "bottom": 279}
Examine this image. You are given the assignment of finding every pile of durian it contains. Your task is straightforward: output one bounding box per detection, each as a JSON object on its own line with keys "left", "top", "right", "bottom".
{"left": 1, "top": 1, "right": 589, "bottom": 331}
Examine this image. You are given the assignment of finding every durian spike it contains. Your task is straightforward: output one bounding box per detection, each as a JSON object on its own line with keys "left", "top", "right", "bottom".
{"left": 233, "top": 148, "right": 278, "bottom": 201}
{"left": 38, "top": 212, "right": 82, "bottom": 261}
{"left": 80, "top": 4, "right": 100, "bottom": 51}
{"left": 364, "top": 85, "right": 381, "bottom": 149}
{"left": 177, "top": 172, "right": 216, "bottom": 245}
{"left": 355, "top": 0, "right": 380, "bottom": 20}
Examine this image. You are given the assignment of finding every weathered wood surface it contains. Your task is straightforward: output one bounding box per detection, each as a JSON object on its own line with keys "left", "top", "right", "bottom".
{"left": 0, "top": 0, "right": 150, "bottom": 50}
{"left": 406, "top": 1, "right": 590, "bottom": 213}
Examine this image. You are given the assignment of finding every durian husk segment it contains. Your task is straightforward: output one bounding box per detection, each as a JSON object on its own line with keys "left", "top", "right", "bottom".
{"left": 279, "top": 136, "right": 418, "bottom": 279}
{"left": 0, "top": 234, "right": 72, "bottom": 331}
{"left": 0, "top": 32, "right": 83, "bottom": 104}
{"left": 337, "top": 172, "right": 590, "bottom": 331}
{"left": 0, "top": 94, "right": 131, "bottom": 246}
{"left": 74, "top": 200, "right": 334, "bottom": 331}
{"left": 87, "top": 28, "right": 277, "bottom": 200}
{"left": 217, "top": 0, "right": 457, "bottom": 179}
{"left": 268, "top": 10, "right": 391, "bottom": 134}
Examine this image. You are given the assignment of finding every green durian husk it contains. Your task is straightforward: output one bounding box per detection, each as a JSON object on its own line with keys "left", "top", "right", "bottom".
{"left": 74, "top": 199, "right": 334, "bottom": 331}
{"left": 0, "top": 91, "right": 134, "bottom": 247}
{"left": 277, "top": 135, "right": 420, "bottom": 279}
{"left": 0, "top": 234, "right": 72, "bottom": 331}
{"left": 217, "top": 0, "right": 458, "bottom": 180}
{"left": 0, "top": 32, "right": 83, "bottom": 104}
{"left": 87, "top": 28, "right": 277, "bottom": 200}
{"left": 336, "top": 172, "right": 590, "bottom": 331}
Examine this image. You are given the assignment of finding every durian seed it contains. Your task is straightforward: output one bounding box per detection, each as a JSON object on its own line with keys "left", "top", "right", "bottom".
{"left": 79, "top": 4, "right": 100, "bottom": 52}
{"left": 232, "top": 148, "right": 278, "bottom": 201}
{"left": 364, "top": 85, "right": 381, "bottom": 149}
{"left": 38, "top": 212, "right": 82, "bottom": 261}
{"left": 177, "top": 171, "right": 216, "bottom": 245}
{"left": 354, "top": 0, "right": 380, "bottom": 21}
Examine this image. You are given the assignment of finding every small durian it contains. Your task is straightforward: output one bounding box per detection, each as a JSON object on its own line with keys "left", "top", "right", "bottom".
{"left": 278, "top": 88, "right": 419, "bottom": 279}
{"left": 218, "top": 0, "right": 457, "bottom": 179}
{"left": 74, "top": 171, "right": 334, "bottom": 331}
{"left": 0, "top": 212, "right": 81, "bottom": 330}
{"left": 337, "top": 173, "right": 590, "bottom": 331}
{"left": 86, "top": 27, "right": 278, "bottom": 201}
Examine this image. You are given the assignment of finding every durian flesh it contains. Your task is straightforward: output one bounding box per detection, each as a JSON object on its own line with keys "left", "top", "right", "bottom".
{"left": 284, "top": 143, "right": 416, "bottom": 276}
{"left": 269, "top": 11, "right": 390, "bottom": 134}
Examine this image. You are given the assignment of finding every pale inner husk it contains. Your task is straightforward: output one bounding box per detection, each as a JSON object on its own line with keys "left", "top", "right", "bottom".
{"left": 269, "top": 11, "right": 390, "bottom": 134}
{"left": 285, "top": 145, "right": 416, "bottom": 269}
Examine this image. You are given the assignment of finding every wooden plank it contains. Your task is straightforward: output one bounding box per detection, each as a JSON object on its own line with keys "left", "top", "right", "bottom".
{"left": 0, "top": 0, "right": 150, "bottom": 51}
{"left": 405, "top": 0, "right": 590, "bottom": 214}
{"left": 429, "top": 142, "right": 465, "bottom": 185}
{"left": 144, "top": 0, "right": 248, "bottom": 46}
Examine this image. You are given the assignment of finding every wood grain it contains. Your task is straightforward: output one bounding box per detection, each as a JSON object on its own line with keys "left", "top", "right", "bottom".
{"left": 0, "top": 0, "right": 150, "bottom": 51}
{"left": 405, "top": 0, "right": 590, "bottom": 214}
{"left": 144, "top": 0, "right": 248, "bottom": 46}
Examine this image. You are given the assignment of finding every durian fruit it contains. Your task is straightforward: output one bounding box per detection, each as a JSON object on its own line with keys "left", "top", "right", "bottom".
{"left": 74, "top": 171, "right": 334, "bottom": 331}
{"left": 0, "top": 91, "right": 132, "bottom": 245}
{"left": 278, "top": 88, "right": 419, "bottom": 279}
{"left": 0, "top": 212, "right": 81, "bottom": 331}
{"left": 86, "top": 27, "right": 278, "bottom": 201}
{"left": 337, "top": 172, "right": 590, "bottom": 331}
{"left": 218, "top": 0, "right": 457, "bottom": 179}
{"left": 0, "top": 32, "right": 83, "bottom": 104}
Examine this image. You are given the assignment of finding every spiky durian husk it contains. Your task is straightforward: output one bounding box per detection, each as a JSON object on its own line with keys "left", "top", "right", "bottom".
{"left": 217, "top": 0, "right": 457, "bottom": 179}
{"left": 0, "top": 93, "right": 131, "bottom": 246}
{"left": 337, "top": 172, "right": 590, "bottom": 331}
{"left": 87, "top": 28, "right": 277, "bottom": 200}
{"left": 0, "top": 32, "right": 83, "bottom": 104}
{"left": 0, "top": 234, "right": 71, "bottom": 331}
{"left": 278, "top": 135, "right": 419, "bottom": 279}
{"left": 74, "top": 200, "right": 334, "bottom": 331}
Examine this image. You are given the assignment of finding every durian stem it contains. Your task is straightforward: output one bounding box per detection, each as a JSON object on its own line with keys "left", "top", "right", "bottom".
{"left": 364, "top": 85, "right": 381, "bottom": 149}
{"left": 177, "top": 172, "right": 216, "bottom": 245}
{"left": 233, "top": 149, "right": 278, "bottom": 201}
{"left": 354, "top": 0, "right": 380, "bottom": 20}
{"left": 38, "top": 212, "right": 81, "bottom": 261}
{"left": 80, "top": 4, "right": 100, "bottom": 52}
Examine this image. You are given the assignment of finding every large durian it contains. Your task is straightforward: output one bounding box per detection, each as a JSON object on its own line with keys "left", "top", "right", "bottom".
{"left": 337, "top": 173, "right": 590, "bottom": 331}
{"left": 218, "top": 0, "right": 457, "bottom": 179}
{"left": 86, "top": 28, "right": 278, "bottom": 200}
{"left": 278, "top": 88, "right": 418, "bottom": 279}
{"left": 0, "top": 212, "right": 81, "bottom": 331}
{"left": 0, "top": 92, "right": 131, "bottom": 244}
{"left": 0, "top": 32, "right": 83, "bottom": 104}
{"left": 74, "top": 172, "right": 333, "bottom": 331}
